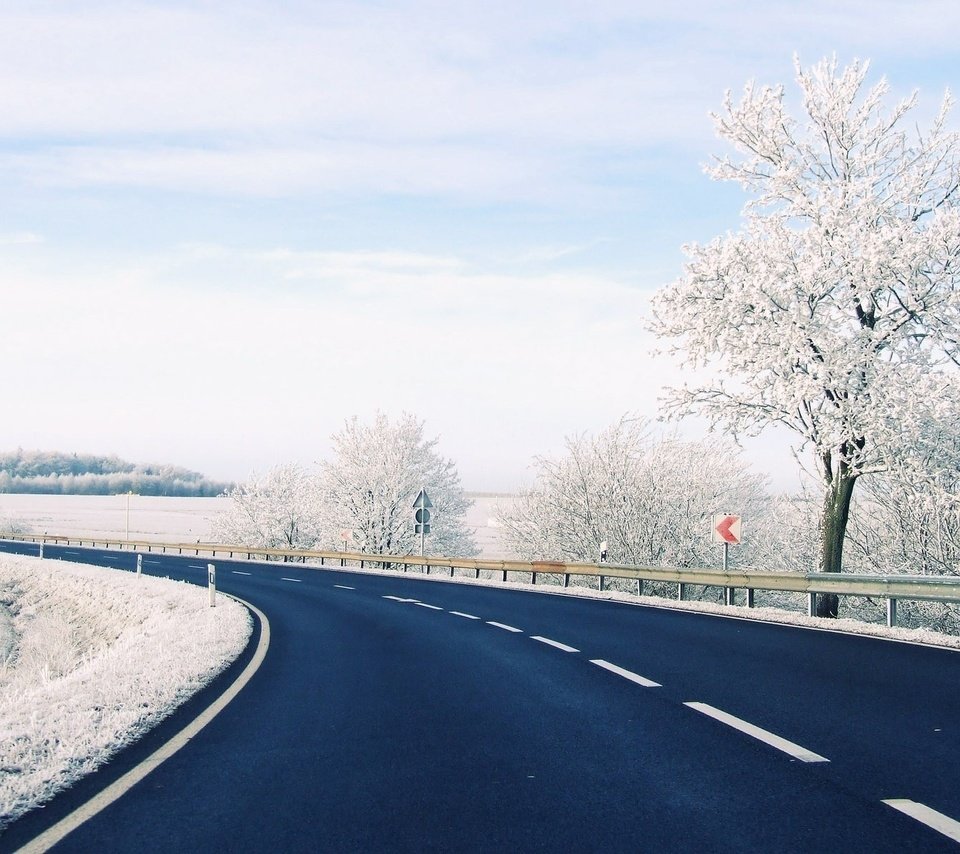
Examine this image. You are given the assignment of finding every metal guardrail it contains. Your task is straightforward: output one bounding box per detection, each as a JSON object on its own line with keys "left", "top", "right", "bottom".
{"left": 4, "top": 532, "right": 960, "bottom": 628}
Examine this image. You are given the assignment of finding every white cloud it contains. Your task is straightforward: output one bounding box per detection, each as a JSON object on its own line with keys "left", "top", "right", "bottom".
{"left": 0, "top": 242, "right": 673, "bottom": 488}
{"left": 0, "top": 232, "right": 43, "bottom": 246}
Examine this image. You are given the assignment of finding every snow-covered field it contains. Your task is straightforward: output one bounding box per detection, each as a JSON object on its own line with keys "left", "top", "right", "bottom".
{"left": 0, "top": 554, "right": 251, "bottom": 831}
{"left": 0, "top": 493, "right": 516, "bottom": 557}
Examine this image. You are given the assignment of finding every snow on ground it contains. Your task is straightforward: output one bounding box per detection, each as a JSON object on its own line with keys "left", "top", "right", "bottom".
{"left": 0, "top": 554, "right": 251, "bottom": 831}
{"left": 0, "top": 493, "right": 517, "bottom": 556}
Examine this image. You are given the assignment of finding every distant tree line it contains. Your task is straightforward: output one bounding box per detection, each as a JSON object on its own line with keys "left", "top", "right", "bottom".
{"left": 0, "top": 450, "right": 231, "bottom": 496}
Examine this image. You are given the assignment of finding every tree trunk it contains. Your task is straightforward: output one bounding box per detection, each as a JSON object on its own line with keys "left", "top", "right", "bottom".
{"left": 816, "top": 471, "right": 858, "bottom": 617}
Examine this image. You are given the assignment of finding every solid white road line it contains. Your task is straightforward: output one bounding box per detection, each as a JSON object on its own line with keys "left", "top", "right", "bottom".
{"left": 18, "top": 595, "right": 271, "bottom": 854}
{"left": 531, "top": 636, "right": 579, "bottom": 653}
{"left": 449, "top": 611, "right": 480, "bottom": 620}
{"left": 684, "top": 702, "right": 829, "bottom": 763}
{"left": 414, "top": 603, "right": 444, "bottom": 610}
{"left": 333, "top": 585, "right": 355, "bottom": 590}
{"left": 486, "top": 621, "right": 522, "bottom": 633}
{"left": 590, "top": 659, "right": 661, "bottom": 688}
{"left": 882, "top": 799, "right": 960, "bottom": 842}
{"left": 232, "top": 571, "right": 252, "bottom": 576}
{"left": 281, "top": 577, "right": 302, "bottom": 583}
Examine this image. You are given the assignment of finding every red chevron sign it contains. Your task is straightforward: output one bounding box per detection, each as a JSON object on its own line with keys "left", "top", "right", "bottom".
{"left": 713, "top": 514, "right": 742, "bottom": 545}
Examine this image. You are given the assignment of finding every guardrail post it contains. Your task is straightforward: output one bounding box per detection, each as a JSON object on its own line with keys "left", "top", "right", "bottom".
{"left": 563, "top": 574, "right": 570, "bottom": 588}
{"left": 636, "top": 579, "right": 643, "bottom": 596}
{"left": 724, "top": 587, "right": 735, "bottom": 606}
{"left": 475, "top": 567, "right": 480, "bottom": 579}
{"left": 531, "top": 571, "right": 537, "bottom": 585}
{"left": 808, "top": 593, "right": 817, "bottom": 617}
{"left": 502, "top": 569, "right": 507, "bottom": 582}
{"left": 887, "top": 598, "right": 898, "bottom": 628}
{"left": 450, "top": 565, "right": 455, "bottom": 577}
{"left": 677, "top": 582, "right": 685, "bottom": 601}
{"left": 598, "top": 575, "right": 604, "bottom": 591}
{"left": 340, "top": 556, "right": 345, "bottom": 567}
{"left": 746, "top": 588, "right": 755, "bottom": 608}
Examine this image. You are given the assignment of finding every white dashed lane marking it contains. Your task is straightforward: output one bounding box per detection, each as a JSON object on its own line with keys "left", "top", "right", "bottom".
{"left": 487, "top": 621, "right": 523, "bottom": 633}
{"left": 334, "top": 584, "right": 355, "bottom": 590}
{"left": 414, "top": 603, "right": 444, "bottom": 610}
{"left": 684, "top": 702, "right": 829, "bottom": 763}
{"left": 449, "top": 611, "right": 480, "bottom": 620}
{"left": 590, "top": 659, "right": 661, "bottom": 688}
{"left": 882, "top": 800, "right": 960, "bottom": 842}
{"left": 531, "top": 636, "right": 579, "bottom": 653}
{"left": 281, "top": 577, "right": 302, "bottom": 583}
{"left": 383, "top": 595, "right": 419, "bottom": 603}
{"left": 232, "top": 571, "right": 252, "bottom": 576}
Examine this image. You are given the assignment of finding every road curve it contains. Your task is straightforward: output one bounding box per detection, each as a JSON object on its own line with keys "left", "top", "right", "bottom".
{"left": 1, "top": 541, "right": 959, "bottom": 853}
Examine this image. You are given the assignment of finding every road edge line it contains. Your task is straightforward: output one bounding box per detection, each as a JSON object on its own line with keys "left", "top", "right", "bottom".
{"left": 15, "top": 593, "right": 271, "bottom": 854}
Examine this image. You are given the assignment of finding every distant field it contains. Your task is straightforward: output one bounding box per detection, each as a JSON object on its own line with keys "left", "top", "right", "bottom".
{"left": 0, "top": 493, "right": 515, "bottom": 558}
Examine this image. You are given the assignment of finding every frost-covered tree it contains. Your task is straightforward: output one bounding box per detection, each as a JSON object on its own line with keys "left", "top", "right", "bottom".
{"left": 212, "top": 463, "right": 323, "bottom": 551}
{"left": 651, "top": 57, "right": 960, "bottom": 615}
{"left": 498, "top": 418, "right": 769, "bottom": 573}
{"left": 318, "top": 412, "right": 478, "bottom": 558}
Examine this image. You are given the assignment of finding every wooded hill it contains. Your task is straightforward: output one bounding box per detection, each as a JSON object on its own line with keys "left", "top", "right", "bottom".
{"left": 0, "top": 450, "right": 232, "bottom": 496}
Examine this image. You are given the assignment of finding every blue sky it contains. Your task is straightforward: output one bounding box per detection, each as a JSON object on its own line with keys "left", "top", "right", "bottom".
{"left": 2, "top": 1, "right": 958, "bottom": 491}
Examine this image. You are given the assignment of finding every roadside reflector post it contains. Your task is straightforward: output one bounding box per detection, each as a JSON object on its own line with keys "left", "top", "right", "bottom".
{"left": 724, "top": 586, "right": 735, "bottom": 606}
{"left": 746, "top": 588, "right": 755, "bottom": 608}
{"left": 678, "top": 582, "right": 685, "bottom": 601}
{"left": 38, "top": 541, "right": 44, "bottom": 560}
{"left": 208, "top": 564, "right": 216, "bottom": 608}
{"left": 137, "top": 553, "right": 142, "bottom": 579}
{"left": 636, "top": 578, "right": 643, "bottom": 596}
{"left": 808, "top": 593, "right": 816, "bottom": 617}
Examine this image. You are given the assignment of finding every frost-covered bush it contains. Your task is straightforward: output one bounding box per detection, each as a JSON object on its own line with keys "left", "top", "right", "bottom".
{"left": 317, "top": 412, "right": 478, "bottom": 558}
{"left": 212, "top": 463, "right": 323, "bottom": 551}
{"left": 0, "top": 556, "right": 251, "bottom": 830}
{"left": 497, "top": 417, "right": 770, "bottom": 587}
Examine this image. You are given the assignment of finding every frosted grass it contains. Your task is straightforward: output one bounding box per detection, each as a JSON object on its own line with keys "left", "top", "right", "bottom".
{"left": 0, "top": 555, "right": 251, "bottom": 831}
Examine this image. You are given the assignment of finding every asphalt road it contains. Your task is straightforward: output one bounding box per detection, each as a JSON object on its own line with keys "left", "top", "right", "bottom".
{"left": 1, "top": 541, "right": 959, "bottom": 852}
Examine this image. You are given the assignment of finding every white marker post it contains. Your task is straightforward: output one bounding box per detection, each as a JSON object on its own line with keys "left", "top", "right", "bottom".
{"left": 137, "top": 553, "right": 143, "bottom": 579}
{"left": 208, "top": 563, "right": 216, "bottom": 608}
{"left": 38, "top": 541, "right": 44, "bottom": 560}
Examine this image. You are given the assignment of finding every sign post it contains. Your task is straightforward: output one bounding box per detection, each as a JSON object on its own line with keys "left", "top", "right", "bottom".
{"left": 713, "top": 514, "right": 742, "bottom": 604}
{"left": 412, "top": 488, "right": 433, "bottom": 558}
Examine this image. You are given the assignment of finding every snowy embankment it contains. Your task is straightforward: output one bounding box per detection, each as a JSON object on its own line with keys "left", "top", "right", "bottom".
{"left": 0, "top": 555, "right": 251, "bottom": 831}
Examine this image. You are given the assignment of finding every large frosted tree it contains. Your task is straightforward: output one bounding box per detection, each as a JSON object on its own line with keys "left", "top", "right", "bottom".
{"left": 318, "top": 412, "right": 478, "bottom": 558}
{"left": 651, "top": 58, "right": 960, "bottom": 616}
